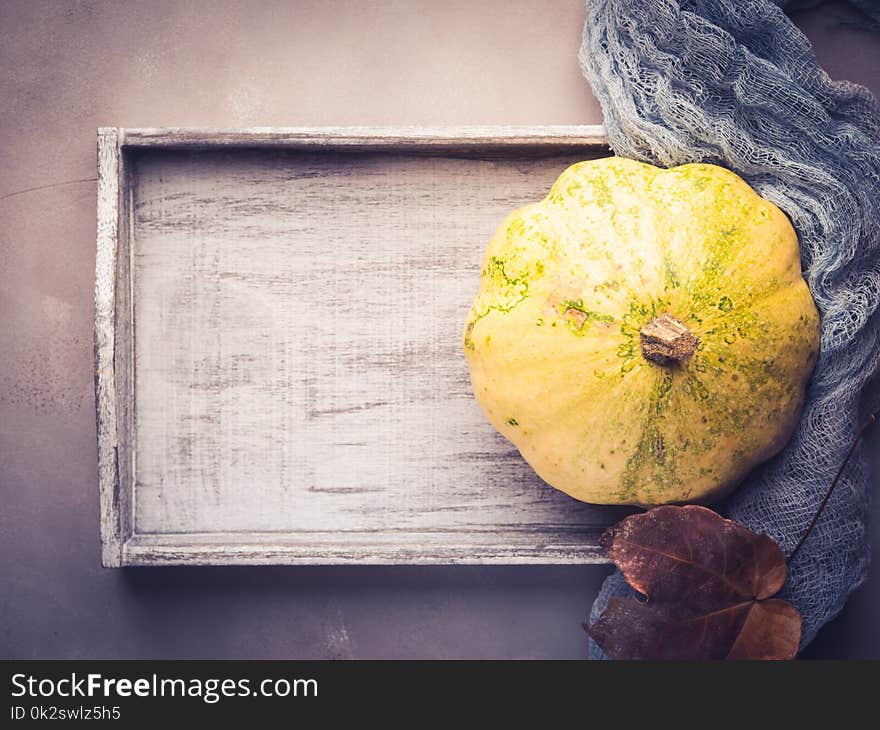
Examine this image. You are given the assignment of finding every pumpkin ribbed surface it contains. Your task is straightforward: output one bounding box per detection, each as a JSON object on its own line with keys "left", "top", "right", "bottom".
{"left": 463, "top": 157, "right": 819, "bottom": 506}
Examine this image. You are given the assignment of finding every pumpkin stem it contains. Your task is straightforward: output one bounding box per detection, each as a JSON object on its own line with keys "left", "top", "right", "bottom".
{"left": 640, "top": 313, "right": 700, "bottom": 365}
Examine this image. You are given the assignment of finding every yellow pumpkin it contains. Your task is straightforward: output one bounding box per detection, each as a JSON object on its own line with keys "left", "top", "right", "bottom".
{"left": 463, "top": 157, "right": 819, "bottom": 507}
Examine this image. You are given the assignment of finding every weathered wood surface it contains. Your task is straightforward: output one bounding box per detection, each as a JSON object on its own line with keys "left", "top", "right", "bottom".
{"left": 95, "top": 128, "right": 126, "bottom": 567}
{"left": 120, "top": 126, "right": 609, "bottom": 150}
{"left": 97, "top": 127, "right": 629, "bottom": 566}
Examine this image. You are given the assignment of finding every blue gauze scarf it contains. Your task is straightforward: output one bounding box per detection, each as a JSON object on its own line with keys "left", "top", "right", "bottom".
{"left": 580, "top": 0, "right": 880, "bottom": 657}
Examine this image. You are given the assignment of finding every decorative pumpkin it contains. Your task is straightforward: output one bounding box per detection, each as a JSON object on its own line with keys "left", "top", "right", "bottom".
{"left": 463, "top": 157, "right": 819, "bottom": 506}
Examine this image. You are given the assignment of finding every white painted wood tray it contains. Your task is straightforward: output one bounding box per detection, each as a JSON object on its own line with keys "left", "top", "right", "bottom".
{"left": 95, "top": 126, "right": 629, "bottom": 566}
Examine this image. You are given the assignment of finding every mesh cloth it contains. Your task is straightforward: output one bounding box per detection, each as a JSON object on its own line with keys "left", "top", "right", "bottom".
{"left": 579, "top": 0, "right": 880, "bottom": 657}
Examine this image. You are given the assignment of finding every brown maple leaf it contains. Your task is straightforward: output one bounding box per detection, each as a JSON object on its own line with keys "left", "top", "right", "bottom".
{"left": 586, "top": 505, "right": 802, "bottom": 660}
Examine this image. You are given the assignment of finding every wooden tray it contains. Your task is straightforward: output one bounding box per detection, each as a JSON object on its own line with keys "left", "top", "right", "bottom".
{"left": 95, "top": 126, "right": 628, "bottom": 566}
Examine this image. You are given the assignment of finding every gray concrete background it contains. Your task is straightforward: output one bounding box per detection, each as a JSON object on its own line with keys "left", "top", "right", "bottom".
{"left": 1, "top": 0, "right": 878, "bottom": 659}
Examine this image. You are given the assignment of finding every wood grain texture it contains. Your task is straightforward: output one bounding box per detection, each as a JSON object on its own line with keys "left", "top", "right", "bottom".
{"left": 121, "top": 125, "right": 608, "bottom": 150}
{"left": 98, "top": 127, "right": 629, "bottom": 566}
{"left": 95, "top": 128, "right": 128, "bottom": 567}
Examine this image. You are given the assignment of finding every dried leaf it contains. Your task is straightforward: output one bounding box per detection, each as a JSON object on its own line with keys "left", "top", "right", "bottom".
{"left": 726, "top": 599, "right": 802, "bottom": 660}
{"left": 587, "top": 505, "right": 801, "bottom": 660}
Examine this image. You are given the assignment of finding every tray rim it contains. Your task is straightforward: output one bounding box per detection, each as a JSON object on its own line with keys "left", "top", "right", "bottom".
{"left": 95, "top": 125, "right": 610, "bottom": 567}
{"left": 117, "top": 124, "right": 608, "bottom": 149}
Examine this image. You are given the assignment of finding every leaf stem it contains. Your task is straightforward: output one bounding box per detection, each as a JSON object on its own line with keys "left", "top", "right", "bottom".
{"left": 787, "top": 410, "right": 878, "bottom": 566}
